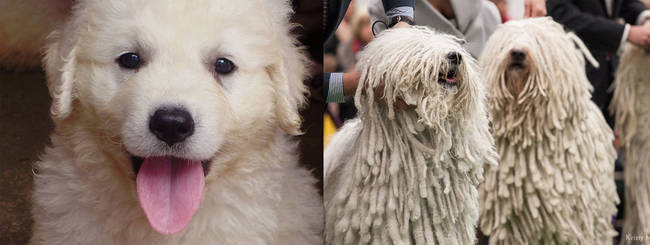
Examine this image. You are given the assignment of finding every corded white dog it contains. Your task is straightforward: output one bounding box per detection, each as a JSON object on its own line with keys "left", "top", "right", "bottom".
{"left": 479, "top": 18, "right": 618, "bottom": 245}
{"left": 325, "top": 27, "right": 498, "bottom": 245}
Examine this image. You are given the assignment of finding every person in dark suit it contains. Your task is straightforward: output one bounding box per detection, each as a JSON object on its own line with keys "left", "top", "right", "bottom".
{"left": 547, "top": 0, "right": 650, "bottom": 126}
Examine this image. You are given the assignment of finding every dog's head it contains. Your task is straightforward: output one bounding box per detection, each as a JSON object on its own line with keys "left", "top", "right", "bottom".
{"left": 44, "top": 0, "right": 307, "bottom": 235}
{"left": 355, "top": 27, "right": 483, "bottom": 130}
{"left": 481, "top": 17, "right": 596, "bottom": 105}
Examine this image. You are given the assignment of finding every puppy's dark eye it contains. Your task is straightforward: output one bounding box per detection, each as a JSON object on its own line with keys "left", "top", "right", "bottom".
{"left": 117, "top": 52, "right": 141, "bottom": 69}
{"left": 214, "top": 58, "right": 235, "bottom": 74}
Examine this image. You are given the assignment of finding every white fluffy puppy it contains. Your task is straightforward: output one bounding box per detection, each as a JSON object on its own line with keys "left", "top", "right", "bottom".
{"left": 479, "top": 18, "right": 618, "bottom": 245}
{"left": 611, "top": 40, "right": 650, "bottom": 244}
{"left": 30, "top": 0, "right": 322, "bottom": 244}
{"left": 325, "top": 27, "right": 497, "bottom": 245}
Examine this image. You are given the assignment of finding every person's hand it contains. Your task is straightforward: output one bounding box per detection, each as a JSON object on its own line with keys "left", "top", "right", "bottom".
{"left": 628, "top": 25, "right": 650, "bottom": 48}
{"left": 373, "top": 82, "right": 410, "bottom": 110}
{"left": 342, "top": 71, "right": 409, "bottom": 110}
{"left": 524, "top": 0, "right": 547, "bottom": 18}
{"left": 342, "top": 71, "right": 361, "bottom": 97}
{"left": 391, "top": 21, "right": 411, "bottom": 29}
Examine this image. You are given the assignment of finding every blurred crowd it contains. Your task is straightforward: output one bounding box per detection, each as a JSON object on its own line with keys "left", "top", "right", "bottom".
{"left": 324, "top": 0, "right": 371, "bottom": 133}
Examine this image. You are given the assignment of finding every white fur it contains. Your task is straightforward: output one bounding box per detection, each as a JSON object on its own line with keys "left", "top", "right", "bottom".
{"left": 324, "top": 27, "right": 497, "bottom": 245}
{"left": 30, "top": 1, "right": 322, "bottom": 244}
{"left": 479, "top": 18, "right": 618, "bottom": 245}
{"left": 611, "top": 42, "right": 650, "bottom": 244}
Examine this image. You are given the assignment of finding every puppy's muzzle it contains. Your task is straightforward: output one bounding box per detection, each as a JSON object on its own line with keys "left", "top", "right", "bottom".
{"left": 149, "top": 107, "right": 195, "bottom": 146}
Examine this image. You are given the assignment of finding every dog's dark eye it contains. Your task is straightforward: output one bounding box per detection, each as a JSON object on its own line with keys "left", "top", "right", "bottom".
{"left": 117, "top": 52, "right": 141, "bottom": 69}
{"left": 214, "top": 58, "right": 235, "bottom": 74}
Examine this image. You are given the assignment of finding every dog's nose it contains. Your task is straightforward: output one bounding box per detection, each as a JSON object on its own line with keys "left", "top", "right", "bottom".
{"left": 447, "top": 52, "right": 462, "bottom": 65}
{"left": 510, "top": 49, "right": 526, "bottom": 62}
{"left": 149, "top": 107, "right": 195, "bottom": 146}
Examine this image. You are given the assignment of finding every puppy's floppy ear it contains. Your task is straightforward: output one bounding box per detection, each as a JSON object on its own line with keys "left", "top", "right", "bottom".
{"left": 268, "top": 38, "right": 309, "bottom": 136}
{"left": 43, "top": 23, "right": 78, "bottom": 121}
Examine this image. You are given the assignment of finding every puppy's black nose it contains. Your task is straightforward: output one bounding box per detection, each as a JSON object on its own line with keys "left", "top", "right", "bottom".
{"left": 447, "top": 52, "right": 462, "bottom": 65}
{"left": 149, "top": 107, "right": 195, "bottom": 146}
{"left": 510, "top": 49, "right": 526, "bottom": 62}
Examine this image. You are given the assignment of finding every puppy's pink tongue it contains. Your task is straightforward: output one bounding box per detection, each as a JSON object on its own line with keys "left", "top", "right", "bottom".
{"left": 136, "top": 156, "right": 204, "bottom": 235}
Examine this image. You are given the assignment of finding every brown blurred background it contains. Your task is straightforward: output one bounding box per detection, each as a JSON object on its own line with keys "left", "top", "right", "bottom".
{"left": 0, "top": 69, "right": 53, "bottom": 244}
